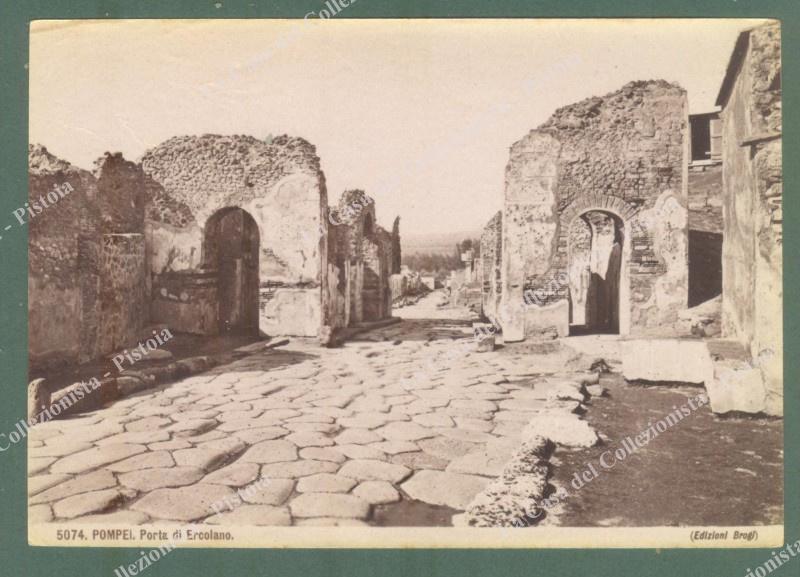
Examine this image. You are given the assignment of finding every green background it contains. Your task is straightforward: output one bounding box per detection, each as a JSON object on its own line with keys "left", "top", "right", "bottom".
{"left": 0, "top": 1, "right": 796, "bottom": 576}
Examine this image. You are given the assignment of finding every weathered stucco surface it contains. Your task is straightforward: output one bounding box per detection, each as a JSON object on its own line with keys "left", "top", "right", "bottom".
{"left": 496, "top": 81, "right": 689, "bottom": 341}
{"left": 718, "top": 22, "right": 782, "bottom": 415}
{"left": 141, "top": 135, "right": 327, "bottom": 337}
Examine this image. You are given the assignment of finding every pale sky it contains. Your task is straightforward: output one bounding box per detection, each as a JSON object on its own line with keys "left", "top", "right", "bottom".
{"left": 29, "top": 18, "right": 767, "bottom": 235}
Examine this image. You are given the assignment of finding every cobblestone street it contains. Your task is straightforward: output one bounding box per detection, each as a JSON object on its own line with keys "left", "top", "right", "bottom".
{"left": 28, "top": 292, "right": 599, "bottom": 527}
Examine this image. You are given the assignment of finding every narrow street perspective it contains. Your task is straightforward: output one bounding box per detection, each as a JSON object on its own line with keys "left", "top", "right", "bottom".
{"left": 24, "top": 18, "right": 783, "bottom": 549}
{"left": 28, "top": 291, "right": 604, "bottom": 527}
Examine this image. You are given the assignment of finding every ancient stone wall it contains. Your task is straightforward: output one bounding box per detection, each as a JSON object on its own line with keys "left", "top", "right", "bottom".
{"left": 94, "top": 154, "right": 148, "bottom": 354}
{"left": 29, "top": 146, "right": 96, "bottom": 368}
{"left": 141, "top": 134, "right": 327, "bottom": 337}
{"left": 322, "top": 190, "right": 394, "bottom": 340}
{"left": 719, "top": 22, "right": 782, "bottom": 415}
{"left": 28, "top": 146, "right": 147, "bottom": 369}
{"left": 480, "top": 211, "right": 502, "bottom": 325}
{"left": 499, "top": 81, "right": 689, "bottom": 341}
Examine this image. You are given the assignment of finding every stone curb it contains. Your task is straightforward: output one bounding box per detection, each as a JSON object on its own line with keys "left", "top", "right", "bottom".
{"left": 459, "top": 383, "right": 604, "bottom": 527}
{"left": 37, "top": 341, "right": 289, "bottom": 422}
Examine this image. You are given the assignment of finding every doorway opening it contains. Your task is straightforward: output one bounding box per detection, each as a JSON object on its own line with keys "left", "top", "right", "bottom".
{"left": 203, "top": 207, "right": 260, "bottom": 335}
{"left": 568, "top": 210, "right": 624, "bottom": 335}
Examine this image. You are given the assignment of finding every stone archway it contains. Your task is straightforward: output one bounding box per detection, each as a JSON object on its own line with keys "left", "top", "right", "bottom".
{"left": 203, "top": 207, "right": 260, "bottom": 335}
{"left": 568, "top": 210, "right": 625, "bottom": 335}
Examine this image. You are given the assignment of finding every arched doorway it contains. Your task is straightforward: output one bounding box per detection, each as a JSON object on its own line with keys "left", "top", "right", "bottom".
{"left": 568, "top": 210, "right": 624, "bottom": 335}
{"left": 203, "top": 208, "right": 260, "bottom": 335}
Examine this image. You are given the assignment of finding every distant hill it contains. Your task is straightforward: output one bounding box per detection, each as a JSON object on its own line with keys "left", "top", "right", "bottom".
{"left": 402, "top": 230, "right": 483, "bottom": 256}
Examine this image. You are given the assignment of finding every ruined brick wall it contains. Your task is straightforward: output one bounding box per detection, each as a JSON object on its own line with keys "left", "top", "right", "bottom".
{"left": 480, "top": 211, "right": 502, "bottom": 325}
{"left": 500, "top": 81, "right": 689, "bottom": 341}
{"left": 719, "top": 22, "right": 782, "bottom": 414}
{"left": 94, "top": 154, "right": 148, "bottom": 354}
{"left": 322, "top": 190, "right": 393, "bottom": 333}
{"left": 28, "top": 146, "right": 97, "bottom": 368}
{"left": 28, "top": 146, "right": 147, "bottom": 369}
{"left": 141, "top": 134, "right": 327, "bottom": 337}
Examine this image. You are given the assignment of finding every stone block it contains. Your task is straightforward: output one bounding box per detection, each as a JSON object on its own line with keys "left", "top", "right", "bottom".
{"left": 706, "top": 361, "right": 766, "bottom": 414}
{"left": 621, "top": 339, "right": 715, "bottom": 384}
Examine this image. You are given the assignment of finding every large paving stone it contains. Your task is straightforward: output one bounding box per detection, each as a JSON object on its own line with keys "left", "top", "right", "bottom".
{"left": 50, "top": 444, "right": 147, "bottom": 475}
{"left": 498, "top": 398, "right": 550, "bottom": 412}
{"left": 173, "top": 448, "right": 230, "bottom": 471}
{"left": 106, "top": 451, "right": 175, "bottom": 473}
{"left": 28, "top": 456, "right": 57, "bottom": 475}
{"left": 239, "top": 479, "right": 295, "bottom": 506}
{"left": 54, "top": 423, "right": 125, "bottom": 444}
{"left": 125, "top": 416, "right": 172, "bottom": 431}
{"left": 28, "top": 504, "right": 53, "bottom": 524}
{"left": 29, "top": 441, "right": 94, "bottom": 458}
{"left": 30, "top": 469, "right": 117, "bottom": 504}
{"left": 493, "top": 411, "right": 534, "bottom": 423}
{"left": 335, "top": 444, "right": 387, "bottom": 461}
{"left": 369, "top": 441, "right": 418, "bottom": 455}
{"left": 168, "top": 419, "right": 219, "bottom": 437}
{"left": 289, "top": 493, "right": 370, "bottom": 519}
{"left": 203, "top": 462, "right": 260, "bottom": 487}
{"left": 293, "top": 517, "right": 369, "bottom": 527}
{"left": 233, "top": 427, "right": 289, "bottom": 444}
{"left": 28, "top": 474, "right": 72, "bottom": 497}
{"left": 338, "top": 459, "right": 411, "bottom": 483}
{"left": 299, "top": 447, "right": 347, "bottom": 464}
{"left": 401, "top": 470, "right": 489, "bottom": 510}
{"left": 285, "top": 432, "right": 335, "bottom": 448}
{"left": 172, "top": 409, "right": 220, "bottom": 421}
{"left": 352, "top": 481, "right": 400, "bottom": 505}
{"left": 436, "top": 428, "right": 496, "bottom": 444}
{"left": 71, "top": 510, "right": 151, "bottom": 525}
{"left": 390, "top": 451, "right": 448, "bottom": 471}
{"left": 449, "top": 399, "right": 498, "bottom": 413}
{"left": 119, "top": 467, "right": 205, "bottom": 492}
{"left": 285, "top": 422, "right": 340, "bottom": 434}
{"left": 260, "top": 460, "right": 339, "bottom": 479}
{"left": 96, "top": 430, "right": 171, "bottom": 445}
{"left": 375, "top": 422, "right": 436, "bottom": 442}
{"left": 240, "top": 440, "right": 298, "bottom": 464}
{"left": 149, "top": 439, "right": 192, "bottom": 451}
{"left": 453, "top": 417, "right": 495, "bottom": 433}
{"left": 131, "top": 484, "right": 239, "bottom": 521}
{"left": 334, "top": 429, "right": 383, "bottom": 445}
{"left": 413, "top": 413, "right": 455, "bottom": 428}
{"left": 296, "top": 474, "right": 357, "bottom": 493}
{"left": 417, "top": 436, "right": 481, "bottom": 461}
{"left": 206, "top": 505, "right": 291, "bottom": 526}
{"left": 52, "top": 489, "right": 125, "bottom": 519}
{"left": 446, "top": 439, "right": 520, "bottom": 477}
{"left": 286, "top": 414, "right": 335, "bottom": 424}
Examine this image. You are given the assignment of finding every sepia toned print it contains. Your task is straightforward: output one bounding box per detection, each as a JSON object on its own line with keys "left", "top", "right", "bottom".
{"left": 24, "top": 18, "right": 782, "bottom": 550}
